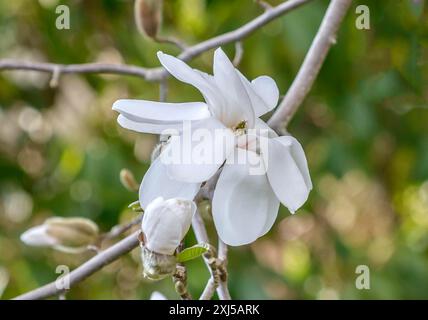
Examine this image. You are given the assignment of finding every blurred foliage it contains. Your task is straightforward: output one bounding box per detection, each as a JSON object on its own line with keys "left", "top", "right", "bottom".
{"left": 0, "top": 0, "right": 428, "bottom": 300}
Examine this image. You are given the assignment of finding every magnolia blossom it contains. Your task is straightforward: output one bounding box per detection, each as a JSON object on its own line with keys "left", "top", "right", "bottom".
{"left": 113, "top": 48, "right": 312, "bottom": 246}
{"left": 141, "top": 197, "right": 196, "bottom": 255}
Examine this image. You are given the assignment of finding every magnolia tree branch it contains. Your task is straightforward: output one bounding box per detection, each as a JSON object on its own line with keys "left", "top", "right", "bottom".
{"left": 0, "top": 0, "right": 313, "bottom": 82}
{"left": 192, "top": 208, "right": 231, "bottom": 300}
{"left": 268, "top": 0, "right": 353, "bottom": 131}
{"left": 0, "top": 60, "right": 156, "bottom": 80}
{"left": 14, "top": 232, "right": 140, "bottom": 300}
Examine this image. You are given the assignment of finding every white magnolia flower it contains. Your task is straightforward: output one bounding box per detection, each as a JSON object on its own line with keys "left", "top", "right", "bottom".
{"left": 141, "top": 197, "right": 196, "bottom": 255}
{"left": 113, "top": 48, "right": 312, "bottom": 246}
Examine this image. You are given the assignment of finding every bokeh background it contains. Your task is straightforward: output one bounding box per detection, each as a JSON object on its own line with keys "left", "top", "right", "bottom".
{"left": 1, "top": 0, "right": 427, "bottom": 299}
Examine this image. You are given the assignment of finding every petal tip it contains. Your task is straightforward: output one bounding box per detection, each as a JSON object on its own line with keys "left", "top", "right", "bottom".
{"left": 112, "top": 99, "right": 126, "bottom": 112}
{"left": 156, "top": 51, "right": 164, "bottom": 59}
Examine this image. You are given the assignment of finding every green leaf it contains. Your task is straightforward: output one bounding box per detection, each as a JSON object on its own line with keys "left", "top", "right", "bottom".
{"left": 128, "top": 200, "right": 143, "bottom": 212}
{"left": 176, "top": 243, "right": 210, "bottom": 263}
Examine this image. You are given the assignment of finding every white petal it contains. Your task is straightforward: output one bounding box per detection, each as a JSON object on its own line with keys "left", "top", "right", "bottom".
{"left": 236, "top": 71, "right": 279, "bottom": 118}
{"left": 263, "top": 136, "right": 312, "bottom": 213}
{"left": 142, "top": 197, "right": 196, "bottom": 255}
{"left": 251, "top": 76, "right": 279, "bottom": 113}
{"left": 117, "top": 114, "right": 184, "bottom": 135}
{"left": 276, "top": 136, "right": 312, "bottom": 190}
{"left": 213, "top": 48, "right": 255, "bottom": 127}
{"left": 139, "top": 157, "right": 201, "bottom": 209}
{"left": 20, "top": 225, "right": 58, "bottom": 247}
{"left": 113, "top": 100, "right": 211, "bottom": 122}
{"left": 150, "top": 292, "right": 167, "bottom": 300}
{"left": 160, "top": 117, "right": 235, "bottom": 183}
{"left": 212, "top": 149, "right": 280, "bottom": 246}
{"left": 254, "top": 118, "right": 279, "bottom": 139}
{"left": 157, "top": 51, "right": 225, "bottom": 118}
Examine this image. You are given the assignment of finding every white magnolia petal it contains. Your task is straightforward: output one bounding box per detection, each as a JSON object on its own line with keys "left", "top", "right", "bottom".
{"left": 161, "top": 118, "right": 235, "bottom": 183}
{"left": 139, "top": 157, "right": 201, "bottom": 210}
{"left": 251, "top": 76, "right": 279, "bottom": 112}
{"left": 213, "top": 48, "right": 255, "bottom": 127}
{"left": 142, "top": 197, "right": 196, "bottom": 255}
{"left": 117, "top": 114, "right": 184, "bottom": 135}
{"left": 235, "top": 71, "right": 278, "bottom": 119}
{"left": 20, "top": 225, "right": 58, "bottom": 247}
{"left": 157, "top": 51, "right": 224, "bottom": 117}
{"left": 274, "top": 136, "right": 312, "bottom": 190}
{"left": 113, "top": 100, "right": 211, "bottom": 122}
{"left": 264, "top": 137, "right": 312, "bottom": 213}
{"left": 150, "top": 292, "right": 168, "bottom": 300}
{"left": 254, "top": 118, "right": 279, "bottom": 138}
{"left": 212, "top": 149, "right": 279, "bottom": 246}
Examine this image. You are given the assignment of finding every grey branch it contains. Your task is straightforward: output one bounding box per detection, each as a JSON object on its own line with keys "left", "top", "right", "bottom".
{"left": 0, "top": 0, "right": 313, "bottom": 82}
{"left": 176, "top": 0, "right": 313, "bottom": 63}
{"left": 199, "top": 278, "right": 216, "bottom": 300}
{"left": 192, "top": 210, "right": 231, "bottom": 300}
{"left": 268, "top": 0, "right": 353, "bottom": 132}
{"left": 0, "top": 60, "right": 158, "bottom": 80}
{"left": 216, "top": 239, "right": 231, "bottom": 300}
{"left": 101, "top": 215, "right": 142, "bottom": 240}
{"left": 14, "top": 232, "right": 140, "bottom": 300}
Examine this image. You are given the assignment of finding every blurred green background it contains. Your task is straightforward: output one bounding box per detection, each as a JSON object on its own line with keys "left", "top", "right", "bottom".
{"left": 0, "top": 0, "right": 428, "bottom": 299}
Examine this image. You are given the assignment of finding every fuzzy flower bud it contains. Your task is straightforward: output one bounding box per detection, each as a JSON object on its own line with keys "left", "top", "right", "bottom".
{"left": 134, "top": 0, "right": 163, "bottom": 39}
{"left": 141, "top": 197, "right": 196, "bottom": 255}
{"left": 20, "top": 217, "right": 99, "bottom": 253}
{"left": 140, "top": 197, "right": 196, "bottom": 280}
{"left": 120, "top": 168, "right": 139, "bottom": 192}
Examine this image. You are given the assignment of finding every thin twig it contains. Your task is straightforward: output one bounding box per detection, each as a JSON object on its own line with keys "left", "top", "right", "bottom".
{"left": 255, "top": 0, "right": 273, "bottom": 11}
{"left": 0, "top": 0, "right": 314, "bottom": 82}
{"left": 177, "top": 0, "right": 313, "bottom": 63}
{"left": 154, "top": 36, "right": 188, "bottom": 51}
{"left": 216, "top": 239, "right": 231, "bottom": 300}
{"left": 14, "top": 232, "right": 140, "bottom": 300}
{"left": 159, "top": 79, "right": 168, "bottom": 102}
{"left": 233, "top": 41, "right": 244, "bottom": 67}
{"left": 0, "top": 60, "right": 158, "bottom": 80}
{"left": 199, "top": 278, "right": 216, "bottom": 300}
{"left": 267, "top": 0, "right": 353, "bottom": 132}
{"left": 192, "top": 210, "right": 231, "bottom": 300}
{"left": 102, "top": 215, "right": 142, "bottom": 240}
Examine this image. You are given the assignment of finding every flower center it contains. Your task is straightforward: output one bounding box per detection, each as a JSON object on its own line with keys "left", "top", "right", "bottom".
{"left": 233, "top": 120, "right": 247, "bottom": 136}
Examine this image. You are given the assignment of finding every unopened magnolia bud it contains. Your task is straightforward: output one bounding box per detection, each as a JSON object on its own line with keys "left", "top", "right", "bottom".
{"left": 134, "top": 0, "right": 163, "bottom": 39}
{"left": 21, "top": 217, "right": 99, "bottom": 253}
{"left": 141, "top": 246, "right": 176, "bottom": 280}
{"left": 120, "top": 169, "right": 139, "bottom": 192}
{"left": 141, "top": 197, "right": 196, "bottom": 256}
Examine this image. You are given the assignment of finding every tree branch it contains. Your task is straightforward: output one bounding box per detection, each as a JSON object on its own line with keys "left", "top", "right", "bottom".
{"left": 216, "top": 239, "right": 231, "bottom": 300}
{"left": 14, "top": 232, "right": 140, "bottom": 300}
{"left": 192, "top": 210, "right": 231, "bottom": 300}
{"left": 0, "top": 0, "right": 314, "bottom": 82}
{"left": 0, "top": 60, "right": 158, "bottom": 80}
{"left": 267, "top": 0, "right": 353, "bottom": 132}
{"left": 176, "top": 0, "right": 313, "bottom": 62}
